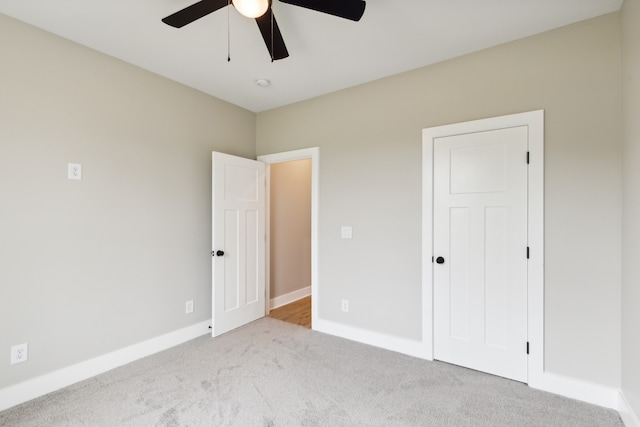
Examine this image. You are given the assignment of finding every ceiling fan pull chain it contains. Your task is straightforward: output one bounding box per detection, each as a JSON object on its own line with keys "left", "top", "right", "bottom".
{"left": 270, "top": 8, "right": 274, "bottom": 62}
{"left": 227, "top": 0, "right": 231, "bottom": 62}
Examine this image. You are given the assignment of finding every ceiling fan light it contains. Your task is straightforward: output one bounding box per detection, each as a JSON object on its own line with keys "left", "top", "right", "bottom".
{"left": 233, "top": 0, "right": 269, "bottom": 18}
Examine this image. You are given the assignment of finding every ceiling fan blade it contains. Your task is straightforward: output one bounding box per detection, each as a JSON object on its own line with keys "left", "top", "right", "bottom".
{"left": 279, "top": 0, "right": 365, "bottom": 21}
{"left": 256, "top": 9, "right": 289, "bottom": 61}
{"left": 162, "top": 0, "right": 229, "bottom": 28}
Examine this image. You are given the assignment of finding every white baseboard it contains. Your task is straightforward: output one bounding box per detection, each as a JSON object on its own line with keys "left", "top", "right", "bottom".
{"left": 313, "top": 318, "right": 431, "bottom": 360}
{"left": 527, "top": 371, "right": 620, "bottom": 410}
{"left": 619, "top": 390, "right": 640, "bottom": 427}
{"left": 0, "top": 320, "right": 212, "bottom": 412}
{"left": 269, "top": 286, "right": 311, "bottom": 310}
{"left": 316, "top": 318, "right": 627, "bottom": 416}
{"left": 3, "top": 316, "right": 635, "bottom": 424}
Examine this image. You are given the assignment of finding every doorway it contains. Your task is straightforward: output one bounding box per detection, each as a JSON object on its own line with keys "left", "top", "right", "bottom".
{"left": 258, "top": 148, "right": 319, "bottom": 330}
{"left": 266, "top": 159, "right": 312, "bottom": 328}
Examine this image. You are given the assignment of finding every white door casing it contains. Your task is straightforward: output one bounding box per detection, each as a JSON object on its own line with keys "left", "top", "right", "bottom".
{"left": 212, "top": 152, "right": 266, "bottom": 337}
{"left": 422, "top": 110, "right": 544, "bottom": 386}
{"left": 433, "top": 126, "right": 528, "bottom": 382}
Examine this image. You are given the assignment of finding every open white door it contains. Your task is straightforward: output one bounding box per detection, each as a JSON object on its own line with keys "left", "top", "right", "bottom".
{"left": 212, "top": 152, "right": 265, "bottom": 337}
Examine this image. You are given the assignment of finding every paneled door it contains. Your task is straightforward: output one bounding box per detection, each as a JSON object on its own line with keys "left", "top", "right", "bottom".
{"left": 212, "top": 152, "right": 265, "bottom": 337}
{"left": 433, "top": 126, "right": 528, "bottom": 382}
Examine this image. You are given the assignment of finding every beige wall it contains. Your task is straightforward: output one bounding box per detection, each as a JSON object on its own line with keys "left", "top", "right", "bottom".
{"left": 257, "top": 14, "right": 622, "bottom": 387}
{"left": 621, "top": 0, "right": 640, "bottom": 417}
{"left": 0, "top": 14, "right": 256, "bottom": 388}
{"left": 1, "top": 7, "right": 628, "bottom": 399}
{"left": 269, "top": 160, "right": 312, "bottom": 299}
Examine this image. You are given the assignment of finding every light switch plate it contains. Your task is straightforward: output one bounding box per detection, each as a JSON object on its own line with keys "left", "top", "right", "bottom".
{"left": 341, "top": 226, "right": 353, "bottom": 239}
{"left": 68, "top": 163, "right": 82, "bottom": 180}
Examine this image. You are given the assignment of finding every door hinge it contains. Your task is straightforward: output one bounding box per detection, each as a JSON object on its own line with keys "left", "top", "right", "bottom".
{"left": 526, "top": 341, "right": 530, "bottom": 355}
{"left": 527, "top": 151, "right": 530, "bottom": 164}
{"left": 526, "top": 247, "right": 530, "bottom": 259}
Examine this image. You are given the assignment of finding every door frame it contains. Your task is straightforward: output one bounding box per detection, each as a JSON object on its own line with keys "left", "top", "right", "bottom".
{"left": 422, "top": 110, "right": 544, "bottom": 385}
{"left": 258, "top": 147, "right": 319, "bottom": 330}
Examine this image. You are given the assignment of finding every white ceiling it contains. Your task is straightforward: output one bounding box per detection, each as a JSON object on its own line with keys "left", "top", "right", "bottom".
{"left": 0, "top": 0, "right": 623, "bottom": 112}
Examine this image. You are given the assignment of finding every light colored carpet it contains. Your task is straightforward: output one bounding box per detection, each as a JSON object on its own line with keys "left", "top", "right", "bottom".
{"left": 0, "top": 318, "right": 623, "bottom": 426}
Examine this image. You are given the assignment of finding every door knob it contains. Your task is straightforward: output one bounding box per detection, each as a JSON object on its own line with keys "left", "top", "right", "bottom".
{"left": 216, "top": 250, "right": 225, "bottom": 257}
{"left": 436, "top": 256, "right": 445, "bottom": 264}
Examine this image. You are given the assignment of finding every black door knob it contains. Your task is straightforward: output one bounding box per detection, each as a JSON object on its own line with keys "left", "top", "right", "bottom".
{"left": 216, "top": 250, "right": 225, "bottom": 257}
{"left": 436, "top": 256, "right": 445, "bottom": 264}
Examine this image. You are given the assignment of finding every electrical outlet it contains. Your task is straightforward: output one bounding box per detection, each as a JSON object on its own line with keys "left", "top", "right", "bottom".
{"left": 68, "top": 163, "right": 82, "bottom": 180}
{"left": 185, "top": 300, "right": 194, "bottom": 314}
{"left": 341, "top": 299, "right": 349, "bottom": 313}
{"left": 10, "top": 343, "right": 28, "bottom": 365}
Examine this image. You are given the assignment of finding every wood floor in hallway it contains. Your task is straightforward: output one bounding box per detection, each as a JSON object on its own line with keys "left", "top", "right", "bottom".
{"left": 268, "top": 296, "right": 311, "bottom": 328}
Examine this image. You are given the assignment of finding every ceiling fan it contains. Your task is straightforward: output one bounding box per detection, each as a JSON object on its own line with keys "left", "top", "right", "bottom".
{"left": 162, "top": 0, "right": 366, "bottom": 61}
